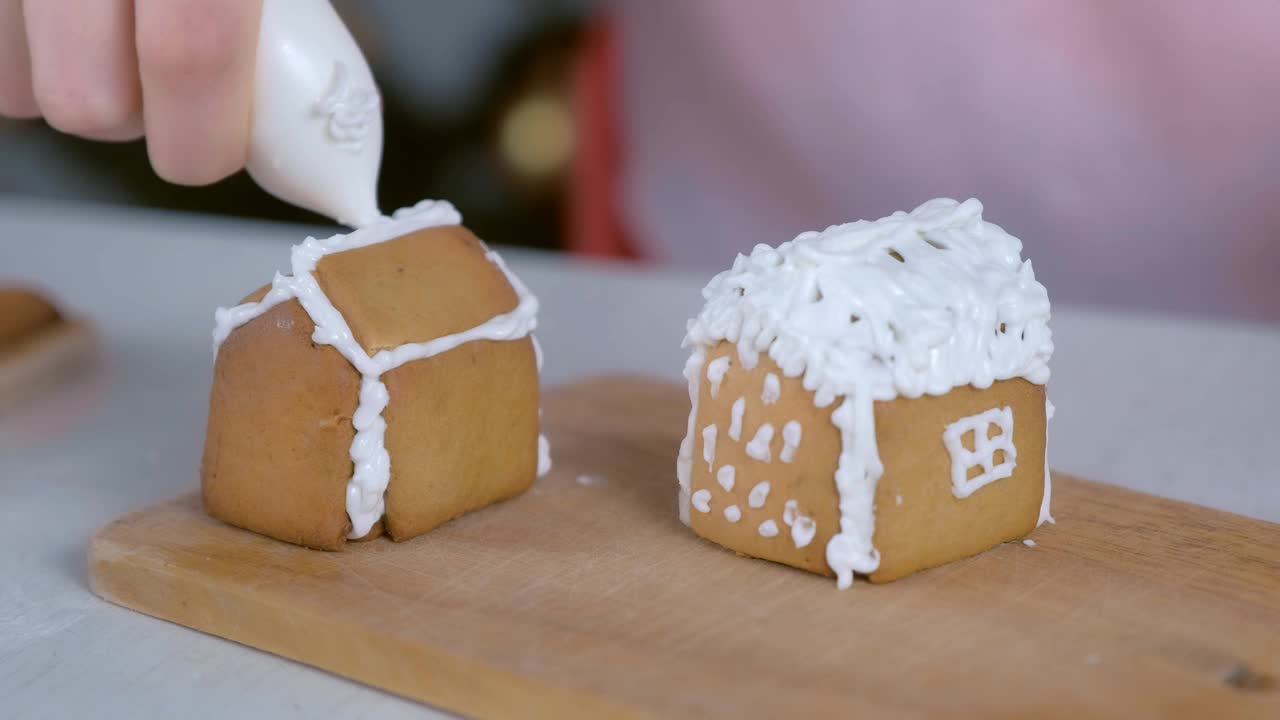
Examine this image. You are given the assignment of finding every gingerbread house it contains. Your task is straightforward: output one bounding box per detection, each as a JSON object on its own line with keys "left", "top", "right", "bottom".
{"left": 677, "top": 198, "right": 1054, "bottom": 587}
{"left": 201, "top": 201, "right": 551, "bottom": 549}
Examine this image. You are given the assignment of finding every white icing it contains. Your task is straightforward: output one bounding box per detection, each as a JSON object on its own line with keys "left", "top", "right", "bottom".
{"left": 717, "top": 465, "right": 736, "bottom": 492}
{"left": 729, "top": 397, "right": 746, "bottom": 442}
{"left": 538, "top": 431, "right": 552, "bottom": 478}
{"left": 894, "top": 493, "right": 903, "bottom": 506}
{"left": 758, "top": 519, "right": 780, "bottom": 538}
{"left": 828, "top": 395, "right": 882, "bottom": 588}
{"left": 676, "top": 350, "right": 705, "bottom": 527}
{"left": 943, "top": 406, "right": 1017, "bottom": 499}
{"left": 679, "top": 198, "right": 1053, "bottom": 588}
{"left": 692, "top": 489, "right": 712, "bottom": 514}
{"left": 791, "top": 516, "right": 816, "bottom": 549}
{"left": 249, "top": 0, "right": 382, "bottom": 227}
{"left": 1023, "top": 538, "right": 1037, "bottom": 547}
{"left": 701, "top": 424, "right": 718, "bottom": 471}
{"left": 782, "top": 500, "right": 799, "bottom": 526}
{"left": 724, "top": 505, "right": 742, "bottom": 523}
{"left": 746, "top": 423, "right": 774, "bottom": 463}
{"left": 706, "top": 356, "right": 731, "bottom": 399}
{"left": 748, "top": 481, "right": 770, "bottom": 509}
{"left": 781, "top": 499, "right": 816, "bottom": 548}
{"left": 762, "top": 373, "right": 781, "bottom": 405}
{"left": 211, "top": 200, "right": 549, "bottom": 539}
{"left": 737, "top": 341, "right": 759, "bottom": 370}
{"left": 780, "top": 420, "right": 802, "bottom": 464}
{"left": 1040, "top": 398, "right": 1056, "bottom": 525}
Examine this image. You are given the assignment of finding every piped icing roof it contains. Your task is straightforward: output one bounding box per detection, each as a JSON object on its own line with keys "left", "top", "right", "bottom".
{"left": 684, "top": 198, "right": 1053, "bottom": 404}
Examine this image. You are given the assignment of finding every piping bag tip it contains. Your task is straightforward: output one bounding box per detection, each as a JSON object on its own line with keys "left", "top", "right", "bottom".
{"left": 246, "top": 0, "right": 383, "bottom": 229}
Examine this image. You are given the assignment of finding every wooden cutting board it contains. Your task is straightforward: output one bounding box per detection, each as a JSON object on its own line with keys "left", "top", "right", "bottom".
{"left": 89, "top": 378, "right": 1280, "bottom": 719}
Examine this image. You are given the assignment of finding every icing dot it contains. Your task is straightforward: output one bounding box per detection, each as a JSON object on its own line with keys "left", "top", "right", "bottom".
{"left": 724, "top": 505, "right": 742, "bottom": 523}
{"left": 758, "top": 519, "right": 779, "bottom": 538}
{"left": 717, "top": 465, "right": 736, "bottom": 492}
{"left": 701, "top": 424, "right": 718, "bottom": 471}
{"left": 780, "top": 420, "right": 802, "bottom": 464}
{"left": 692, "top": 489, "right": 712, "bottom": 514}
{"left": 729, "top": 397, "right": 746, "bottom": 441}
{"left": 762, "top": 374, "right": 781, "bottom": 405}
{"left": 748, "top": 481, "right": 770, "bottom": 509}
{"left": 746, "top": 423, "right": 774, "bottom": 463}
{"left": 1023, "top": 538, "right": 1036, "bottom": 547}
{"left": 706, "top": 356, "right": 731, "bottom": 399}
{"left": 782, "top": 500, "right": 799, "bottom": 526}
{"left": 792, "top": 516, "right": 816, "bottom": 548}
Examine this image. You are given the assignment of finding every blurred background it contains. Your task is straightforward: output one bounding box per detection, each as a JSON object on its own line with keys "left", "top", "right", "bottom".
{"left": 0, "top": 0, "right": 592, "bottom": 252}
{"left": 1, "top": 0, "right": 1277, "bottom": 324}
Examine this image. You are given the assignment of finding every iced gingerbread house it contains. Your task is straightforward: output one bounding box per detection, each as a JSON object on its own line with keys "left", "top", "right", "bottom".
{"left": 201, "top": 201, "right": 551, "bottom": 549}
{"left": 677, "top": 198, "right": 1054, "bottom": 587}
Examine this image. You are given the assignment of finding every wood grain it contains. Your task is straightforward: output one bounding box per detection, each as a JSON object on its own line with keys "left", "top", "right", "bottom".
{"left": 89, "top": 378, "right": 1280, "bottom": 719}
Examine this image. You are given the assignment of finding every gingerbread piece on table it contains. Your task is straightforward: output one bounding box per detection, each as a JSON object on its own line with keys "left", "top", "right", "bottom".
{"left": 0, "top": 288, "right": 97, "bottom": 412}
{"left": 677, "top": 198, "right": 1055, "bottom": 587}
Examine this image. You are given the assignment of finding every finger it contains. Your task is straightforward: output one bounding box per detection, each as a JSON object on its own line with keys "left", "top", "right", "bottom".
{"left": 23, "top": 0, "right": 143, "bottom": 140}
{"left": 0, "top": 0, "right": 39, "bottom": 118}
{"left": 135, "top": 0, "right": 261, "bottom": 186}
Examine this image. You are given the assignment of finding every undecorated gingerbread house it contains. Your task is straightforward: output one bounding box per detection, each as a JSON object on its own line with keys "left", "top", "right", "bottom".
{"left": 677, "top": 198, "right": 1054, "bottom": 587}
{"left": 202, "top": 201, "right": 551, "bottom": 549}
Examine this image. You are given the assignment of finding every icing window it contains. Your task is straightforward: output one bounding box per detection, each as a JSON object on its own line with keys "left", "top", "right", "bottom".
{"left": 943, "top": 407, "right": 1017, "bottom": 499}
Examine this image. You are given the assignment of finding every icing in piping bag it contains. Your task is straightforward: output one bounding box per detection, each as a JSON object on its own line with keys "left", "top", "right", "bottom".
{"left": 247, "top": 0, "right": 382, "bottom": 228}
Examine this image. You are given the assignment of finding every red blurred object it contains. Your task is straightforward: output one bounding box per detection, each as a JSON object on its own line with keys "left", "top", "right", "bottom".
{"left": 570, "top": 17, "right": 640, "bottom": 260}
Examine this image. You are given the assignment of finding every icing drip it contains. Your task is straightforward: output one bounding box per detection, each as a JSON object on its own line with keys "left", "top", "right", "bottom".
{"left": 758, "top": 519, "right": 780, "bottom": 538}
{"left": 762, "top": 373, "right": 781, "bottom": 405}
{"left": 780, "top": 420, "right": 802, "bottom": 464}
{"left": 737, "top": 341, "right": 759, "bottom": 370}
{"left": 676, "top": 350, "right": 706, "bottom": 527}
{"left": 724, "top": 505, "right": 742, "bottom": 523}
{"left": 748, "top": 481, "right": 770, "bottom": 509}
{"left": 346, "top": 377, "right": 390, "bottom": 527}
{"left": 827, "top": 394, "right": 883, "bottom": 587}
{"left": 679, "top": 198, "right": 1053, "bottom": 588}
{"left": 717, "top": 465, "right": 736, "bottom": 492}
{"left": 729, "top": 397, "right": 746, "bottom": 441}
{"left": 706, "top": 356, "right": 731, "bottom": 399}
{"left": 746, "top": 423, "right": 774, "bottom": 462}
{"left": 702, "top": 424, "right": 718, "bottom": 470}
{"left": 692, "top": 489, "right": 712, "bottom": 513}
{"left": 211, "top": 200, "right": 550, "bottom": 538}
{"left": 1040, "top": 398, "right": 1056, "bottom": 525}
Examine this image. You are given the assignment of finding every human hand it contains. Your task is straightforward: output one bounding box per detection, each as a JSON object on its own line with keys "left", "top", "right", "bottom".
{"left": 0, "top": 0, "right": 262, "bottom": 185}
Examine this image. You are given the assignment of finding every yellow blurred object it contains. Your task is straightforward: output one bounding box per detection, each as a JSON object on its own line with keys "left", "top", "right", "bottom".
{"left": 499, "top": 93, "right": 574, "bottom": 181}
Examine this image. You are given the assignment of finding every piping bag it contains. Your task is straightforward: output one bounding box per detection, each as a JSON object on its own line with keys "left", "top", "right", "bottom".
{"left": 246, "top": 0, "right": 382, "bottom": 229}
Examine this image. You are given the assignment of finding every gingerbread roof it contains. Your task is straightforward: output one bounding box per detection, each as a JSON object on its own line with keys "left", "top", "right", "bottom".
{"left": 684, "top": 198, "right": 1053, "bottom": 406}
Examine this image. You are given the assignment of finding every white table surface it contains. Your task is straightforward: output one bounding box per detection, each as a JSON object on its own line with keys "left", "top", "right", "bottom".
{"left": 1, "top": 196, "right": 1277, "bottom": 719}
